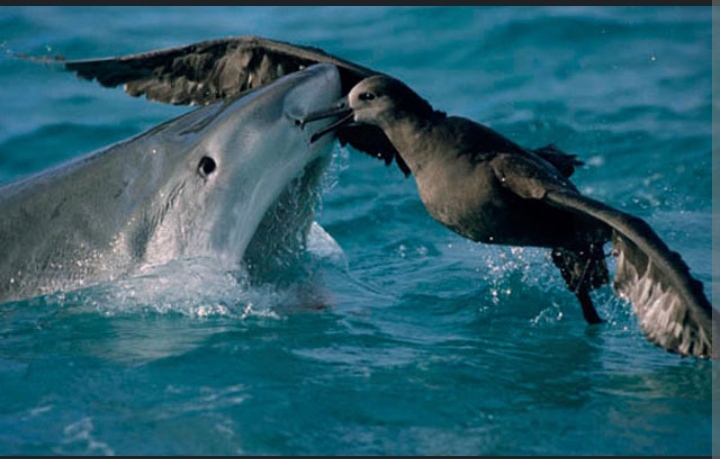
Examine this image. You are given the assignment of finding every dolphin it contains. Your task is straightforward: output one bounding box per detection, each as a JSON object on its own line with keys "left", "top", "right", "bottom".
{"left": 0, "top": 63, "right": 342, "bottom": 305}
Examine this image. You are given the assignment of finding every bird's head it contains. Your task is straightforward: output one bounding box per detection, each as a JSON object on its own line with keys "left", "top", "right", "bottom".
{"left": 301, "top": 74, "right": 436, "bottom": 143}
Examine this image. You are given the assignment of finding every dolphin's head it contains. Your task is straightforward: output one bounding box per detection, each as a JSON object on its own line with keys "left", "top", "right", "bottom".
{"left": 0, "top": 64, "right": 343, "bottom": 303}
{"left": 137, "top": 64, "right": 342, "bottom": 270}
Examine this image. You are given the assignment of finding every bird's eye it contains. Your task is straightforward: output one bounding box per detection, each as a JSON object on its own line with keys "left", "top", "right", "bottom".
{"left": 198, "top": 156, "right": 217, "bottom": 178}
{"left": 358, "top": 92, "right": 376, "bottom": 101}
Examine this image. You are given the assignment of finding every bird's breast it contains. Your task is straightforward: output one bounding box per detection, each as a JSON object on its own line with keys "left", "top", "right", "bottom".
{"left": 415, "top": 161, "right": 504, "bottom": 241}
{"left": 414, "top": 162, "right": 598, "bottom": 249}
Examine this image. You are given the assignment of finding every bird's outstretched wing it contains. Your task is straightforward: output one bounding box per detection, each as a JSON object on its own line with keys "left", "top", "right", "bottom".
{"left": 544, "top": 190, "right": 714, "bottom": 358}
{"left": 491, "top": 152, "right": 714, "bottom": 358}
{"left": 31, "top": 36, "right": 377, "bottom": 106}
{"left": 24, "top": 35, "right": 411, "bottom": 174}
{"left": 64, "top": 36, "right": 412, "bottom": 174}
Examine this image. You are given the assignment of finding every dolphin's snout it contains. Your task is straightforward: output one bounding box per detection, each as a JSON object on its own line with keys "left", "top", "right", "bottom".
{"left": 282, "top": 64, "right": 342, "bottom": 132}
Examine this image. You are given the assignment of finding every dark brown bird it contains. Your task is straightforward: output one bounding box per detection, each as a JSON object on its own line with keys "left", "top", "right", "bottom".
{"left": 302, "top": 74, "right": 714, "bottom": 359}
{"left": 35, "top": 36, "right": 715, "bottom": 358}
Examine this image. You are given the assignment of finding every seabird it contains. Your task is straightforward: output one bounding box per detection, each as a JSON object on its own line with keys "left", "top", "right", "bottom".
{"left": 37, "top": 36, "right": 715, "bottom": 358}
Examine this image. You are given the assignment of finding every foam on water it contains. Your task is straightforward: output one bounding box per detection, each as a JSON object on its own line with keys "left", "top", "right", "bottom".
{"left": 19, "top": 220, "right": 348, "bottom": 320}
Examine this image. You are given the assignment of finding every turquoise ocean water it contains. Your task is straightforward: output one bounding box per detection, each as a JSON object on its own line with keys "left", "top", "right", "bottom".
{"left": 0, "top": 6, "right": 713, "bottom": 455}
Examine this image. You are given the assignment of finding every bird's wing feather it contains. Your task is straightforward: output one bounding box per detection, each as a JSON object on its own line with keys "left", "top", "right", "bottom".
{"left": 491, "top": 152, "right": 714, "bottom": 358}
{"left": 489, "top": 150, "right": 578, "bottom": 199}
{"left": 544, "top": 190, "right": 714, "bottom": 358}
{"left": 28, "top": 36, "right": 377, "bottom": 106}
{"left": 25, "top": 36, "right": 412, "bottom": 173}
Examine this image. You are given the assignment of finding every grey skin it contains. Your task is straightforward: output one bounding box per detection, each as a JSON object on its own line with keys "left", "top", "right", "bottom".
{"left": 302, "top": 74, "right": 715, "bottom": 359}
{"left": 0, "top": 64, "right": 341, "bottom": 304}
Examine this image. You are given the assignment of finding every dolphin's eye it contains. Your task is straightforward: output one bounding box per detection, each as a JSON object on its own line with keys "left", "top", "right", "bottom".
{"left": 358, "top": 92, "right": 376, "bottom": 101}
{"left": 198, "top": 156, "right": 217, "bottom": 178}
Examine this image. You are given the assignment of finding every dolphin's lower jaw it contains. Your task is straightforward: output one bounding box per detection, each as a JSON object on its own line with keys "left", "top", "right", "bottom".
{"left": 242, "top": 154, "right": 333, "bottom": 281}
{"left": 0, "top": 64, "right": 343, "bottom": 304}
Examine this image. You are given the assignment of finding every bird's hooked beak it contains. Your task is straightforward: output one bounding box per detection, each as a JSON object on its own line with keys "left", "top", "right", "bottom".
{"left": 300, "top": 97, "right": 354, "bottom": 143}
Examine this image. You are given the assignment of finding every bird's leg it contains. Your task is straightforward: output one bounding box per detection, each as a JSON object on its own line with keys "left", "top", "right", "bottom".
{"left": 551, "top": 245, "right": 609, "bottom": 325}
{"left": 575, "top": 287, "right": 604, "bottom": 324}
{"left": 573, "top": 257, "right": 604, "bottom": 324}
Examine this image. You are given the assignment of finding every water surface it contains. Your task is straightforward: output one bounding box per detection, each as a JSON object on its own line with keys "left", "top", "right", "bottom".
{"left": 0, "top": 6, "right": 712, "bottom": 455}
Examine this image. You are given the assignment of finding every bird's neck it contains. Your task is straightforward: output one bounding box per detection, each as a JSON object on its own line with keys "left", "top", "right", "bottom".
{"left": 378, "top": 110, "right": 446, "bottom": 175}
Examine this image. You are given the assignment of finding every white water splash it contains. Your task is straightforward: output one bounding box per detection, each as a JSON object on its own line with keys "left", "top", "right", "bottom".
{"left": 37, "top": 221, "right": 348, "bottom": 320}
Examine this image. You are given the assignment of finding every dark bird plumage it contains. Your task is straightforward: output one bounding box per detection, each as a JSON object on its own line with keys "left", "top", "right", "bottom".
{"left": 27, "top": 36, "right": 715, "bottom": 358}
